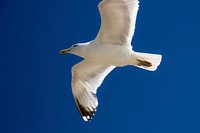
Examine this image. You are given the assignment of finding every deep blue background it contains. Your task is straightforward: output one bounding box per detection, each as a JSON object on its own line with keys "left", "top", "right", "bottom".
{"left": 1, "top": 0, "right": 200, "bottom": 133}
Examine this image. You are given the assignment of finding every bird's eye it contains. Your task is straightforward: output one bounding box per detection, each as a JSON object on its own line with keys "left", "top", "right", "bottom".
{"left": 73, "top": 45, "right": 78, "bottom": 48}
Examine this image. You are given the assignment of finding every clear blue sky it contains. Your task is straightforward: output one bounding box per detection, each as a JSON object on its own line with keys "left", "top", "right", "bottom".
{"left": 1, "top": 0, "right": 200, "bottom": 133}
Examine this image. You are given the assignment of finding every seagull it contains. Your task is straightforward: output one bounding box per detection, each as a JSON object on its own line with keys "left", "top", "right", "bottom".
{"left": 60, "top": 0, "right": 162, "bottom": 121}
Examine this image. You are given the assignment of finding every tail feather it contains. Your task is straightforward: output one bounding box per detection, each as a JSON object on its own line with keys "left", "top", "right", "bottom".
{"left": 134, "top": 52, "right": 162, "bottom": 71}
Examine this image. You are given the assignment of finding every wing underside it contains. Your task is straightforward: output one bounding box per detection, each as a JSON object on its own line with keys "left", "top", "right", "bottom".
{"left": 96, "top": 0, "right": 139, "bottom": 45}
{"left": 71, "top": 60, "right": 115, "bottom": 121}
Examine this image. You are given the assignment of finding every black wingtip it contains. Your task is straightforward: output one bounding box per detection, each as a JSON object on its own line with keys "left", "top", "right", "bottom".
{"left": 75, "top": 99, "right": 97, "bottom": 121}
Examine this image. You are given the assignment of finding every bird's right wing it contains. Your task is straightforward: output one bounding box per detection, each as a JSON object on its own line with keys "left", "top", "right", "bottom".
{"left": 95, "top": 0, "right": 139, "bottom": 46}
{"left": 71, "top": 60, "right": 115, "bottom": 121}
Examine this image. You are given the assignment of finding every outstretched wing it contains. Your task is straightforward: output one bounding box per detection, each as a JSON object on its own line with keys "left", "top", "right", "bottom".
{"left": 96, "top": 0, "right": 139, "bottom": 46}
{"left": 71, "top": 60, "right": 115, "bottom": 121}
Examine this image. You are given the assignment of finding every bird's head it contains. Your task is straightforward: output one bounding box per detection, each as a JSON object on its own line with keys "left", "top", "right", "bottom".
{"left": 60, "top": 42, "right": 91, "bottom": 57}
{"left": 60, "top": 44, "right": 82, "bottom": 55}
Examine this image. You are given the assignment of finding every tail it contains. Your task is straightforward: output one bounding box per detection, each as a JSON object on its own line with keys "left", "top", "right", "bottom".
{"left": 134, "top": 52, "right": 162, "bottom": 71}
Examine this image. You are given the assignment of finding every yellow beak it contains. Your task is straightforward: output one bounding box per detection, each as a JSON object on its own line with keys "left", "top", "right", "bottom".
{"left": 60, "top": 48, "right": 71, "bottom": 54}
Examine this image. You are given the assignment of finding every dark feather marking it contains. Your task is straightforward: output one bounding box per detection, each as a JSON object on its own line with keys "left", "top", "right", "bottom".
{"left": 75, "top": 98, "right": 97, "bottom": 121}
{"left": 137, "top": 59, "right": 152, "bottom": 67}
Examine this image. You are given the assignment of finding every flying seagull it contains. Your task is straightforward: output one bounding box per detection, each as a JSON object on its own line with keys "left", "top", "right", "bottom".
{"left": 60, "top": 0, "right": 162, "bottom": 121}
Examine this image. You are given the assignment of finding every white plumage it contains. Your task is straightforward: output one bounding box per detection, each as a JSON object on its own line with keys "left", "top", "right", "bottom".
{"left": 96, "top": 0, "right": 139, "bottom": 45}
{"left": 60, "top": 0, "right": 162, "bottom": 121}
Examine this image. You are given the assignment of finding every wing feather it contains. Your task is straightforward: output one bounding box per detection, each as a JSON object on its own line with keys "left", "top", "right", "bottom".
{"left": 95, "top": 0, "right": 139, "bottom": 45}
{"left": 72, "top": 60, "right": 115, "bottom": 121}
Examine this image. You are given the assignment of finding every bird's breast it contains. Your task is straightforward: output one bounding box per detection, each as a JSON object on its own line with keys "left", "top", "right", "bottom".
{"left": 84, "top": 44, "right": 133, "bottom": 66}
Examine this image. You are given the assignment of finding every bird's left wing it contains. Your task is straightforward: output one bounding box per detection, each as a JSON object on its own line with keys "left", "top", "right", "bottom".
{"left": 95, "top": 0, "right": 139, "bottom": 46}
{"left": 71, "top": 60, "right": 115, "bottom": 121}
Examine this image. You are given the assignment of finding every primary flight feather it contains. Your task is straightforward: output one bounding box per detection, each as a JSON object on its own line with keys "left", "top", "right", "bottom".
{"left": 60, "top": 0, "right": 162, "bottom": 121}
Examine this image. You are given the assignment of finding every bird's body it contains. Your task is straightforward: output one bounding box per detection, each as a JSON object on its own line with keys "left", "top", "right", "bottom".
{"left": 73, "top": 40, "right": 135, "bottom": 66}
{"left": 60, "top": 0, "right": 162, "bottom": 121}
